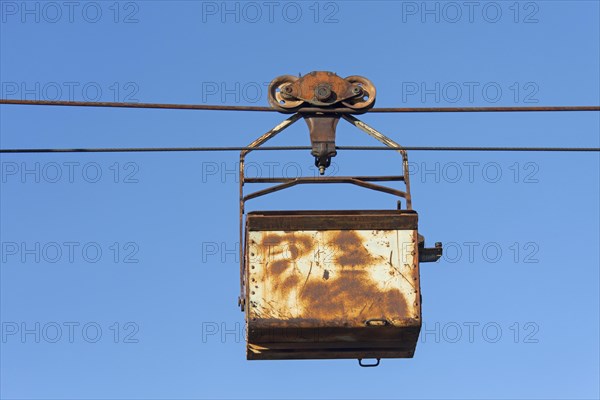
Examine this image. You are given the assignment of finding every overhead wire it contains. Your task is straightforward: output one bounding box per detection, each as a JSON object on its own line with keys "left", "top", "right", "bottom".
{"left": 1, "top": 99, "right": 599, "bottom": 113}
{"left": 1, "top": 146, "right": 598, "bottom": 154}
{"left": 2, "top": 99, "right": 598, "bottom": 154}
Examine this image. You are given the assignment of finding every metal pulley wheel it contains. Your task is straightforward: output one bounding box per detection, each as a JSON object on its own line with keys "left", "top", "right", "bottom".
{"left": 341, "top": 76, "right": 377, "bottom": 110}
{"left": 268, "top": 75, "right": 304, "bottom": 111}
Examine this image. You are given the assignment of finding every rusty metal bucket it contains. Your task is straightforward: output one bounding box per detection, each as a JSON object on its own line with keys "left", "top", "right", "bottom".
{"left": 244, "top": 210, "right": 423, "bottom": 363}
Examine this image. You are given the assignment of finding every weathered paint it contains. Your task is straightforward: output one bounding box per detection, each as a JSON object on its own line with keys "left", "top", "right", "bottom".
{"left": 248, "top": 229, "right": 419, "bottom": 323}
{"left": 245, "top": 224, "right": 421, "bottom": 360}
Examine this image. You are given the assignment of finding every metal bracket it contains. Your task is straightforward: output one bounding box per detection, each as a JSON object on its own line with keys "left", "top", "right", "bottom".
{"left": 268, "top": 72, "right": 377, "bottom": 174}
{"left": 418, "top": 234, "right": 443, "bottom": 263}
{"left": 268, "top": 71, "right": 376, "bottom": 112}
{"left": 303, "top": 114, "right": 339, "bottom": 174}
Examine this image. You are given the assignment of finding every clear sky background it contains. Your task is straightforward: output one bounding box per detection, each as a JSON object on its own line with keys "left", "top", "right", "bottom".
{"left": 1, "top": 1, "right": 599, "bottom": 399}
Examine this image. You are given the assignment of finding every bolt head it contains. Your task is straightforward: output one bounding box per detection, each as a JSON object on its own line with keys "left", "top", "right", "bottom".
{"left": 315, "top": 84, "right": 332, "bottom": 101}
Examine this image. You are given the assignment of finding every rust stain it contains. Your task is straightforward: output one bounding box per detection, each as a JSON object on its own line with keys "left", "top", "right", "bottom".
{"left": 288, "top": 245, "right": 300, "bottom": 260}
{"left": 261, "top": 233, "right": 312, "bottom": 254}
{"left": 261, "top": 232, "right": 313, "bottom": 276}
{"left": 331, "top": 231, "right": 376, "bottom": 267}
{"left": 251, "top": 229, "right": 416, "bottom": 324}
{"left": 281, "top": 274, "right": 301, "bottom": 294}
{"left": 261, "top": 234, "right": 284, "bottom": 246}
{"left": 301, "top": 270, "right": 407, "bottom": 319}
{"left": 270, "top": 259, "right": 289, "bottom": 275}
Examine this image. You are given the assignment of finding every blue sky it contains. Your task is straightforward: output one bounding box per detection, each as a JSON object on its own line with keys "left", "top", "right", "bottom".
{"left": 0, "top": 1, "right": 599, "bottom": 399}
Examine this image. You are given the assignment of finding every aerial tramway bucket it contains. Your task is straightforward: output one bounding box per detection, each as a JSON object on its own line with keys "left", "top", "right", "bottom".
{"left": 238, "top": 72, "right": 442, "bottom": 366}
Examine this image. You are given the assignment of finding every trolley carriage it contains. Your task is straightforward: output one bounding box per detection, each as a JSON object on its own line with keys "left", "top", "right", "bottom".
{"left": 238, "top": 72, "right": 442, "bottom": 366}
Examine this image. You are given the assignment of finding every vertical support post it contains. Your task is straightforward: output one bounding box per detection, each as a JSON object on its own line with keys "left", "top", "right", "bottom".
{"left": 238, "top": 114, "right": 302, "bottom": 309}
